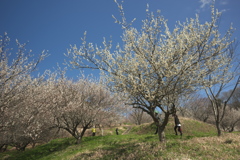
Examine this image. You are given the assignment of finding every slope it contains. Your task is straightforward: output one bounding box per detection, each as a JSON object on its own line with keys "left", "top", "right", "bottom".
{"left": 1, "top": 117, "right": 239, "bottom": 160}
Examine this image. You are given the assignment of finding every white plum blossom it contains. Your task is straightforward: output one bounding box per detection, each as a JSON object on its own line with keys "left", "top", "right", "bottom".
{"left": 66, "top": 2, "right": 235, "bottom": 142}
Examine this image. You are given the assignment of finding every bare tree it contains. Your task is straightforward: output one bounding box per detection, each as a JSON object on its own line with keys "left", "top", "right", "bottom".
{"left": 66, "top": 2, "right": 235, "bottom": 142}
{"left": 205, "top": 40, "right": 240, "bottom": 136}
{"left": 228, "top": 87, "right": 240, "bottom": 110}
{"left": 128, "top": 108, "right": 152, "bottom": 125}
{"left": 219, "top": 88, "right": 240, "bottom": 132}
{"left": 205, "top": 73, "right": 240, "bottom": 136}
{"left": 220, "top": 105, "right": 240, "bottom": 132}
{"left": 180, "top": 94, "right": 212, "bottom": 122}
{"left": 130, "top": 108, "right": 144, "bottom": 125}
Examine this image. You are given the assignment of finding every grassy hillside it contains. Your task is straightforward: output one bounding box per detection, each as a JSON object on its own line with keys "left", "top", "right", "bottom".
{"left": 1, "top": 117, "right": 240, "bottom": 160}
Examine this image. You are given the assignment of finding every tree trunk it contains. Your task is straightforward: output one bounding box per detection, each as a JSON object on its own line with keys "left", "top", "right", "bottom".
{"left": 16, "top": 143, "right": 29, "bottom": 151}
{"left": 216, "top": 121, "right": 222, "bottom": 136}
{"left": 157, "top": 125, "right": 165, "bottom": 142}
{"left": 156, "top": 113, "right": 169, "bottom": 142}
{"left": 31, "top": 142, "right": 36, "bottom": 148}
{"left": 0, "top": 144, "right": 8, "bottom": 152}
{"left": 76, "top": 137, "right": 82, "bottom": 144}
{"left": 75, "top": 126, "right": 88, "bottom": 144}
{"left": 101, "top": 128, "right": 104, "bottom": 136}
{"left": 229, "top": 127, "right": 234, "bottom": 132}
{"left": 96, "top": 124, "right": 104, "bottom": 136}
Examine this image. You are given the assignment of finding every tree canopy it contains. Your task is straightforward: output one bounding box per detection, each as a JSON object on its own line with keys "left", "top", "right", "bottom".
{"left": 66, "top": 2, "right": 235, "bottom": 142}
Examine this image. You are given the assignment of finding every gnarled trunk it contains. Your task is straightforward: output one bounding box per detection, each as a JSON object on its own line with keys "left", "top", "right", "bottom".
{"left": 156, "top": 113, "right": 170, "bottom": 142}
{"left": 157, "top": 125, "right": 166, "bottom": 142}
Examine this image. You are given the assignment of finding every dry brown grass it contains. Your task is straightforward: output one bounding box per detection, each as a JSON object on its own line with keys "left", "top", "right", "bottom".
{"left": 178, "top": 132, "right": 240, "bottom": 160}
{"left": 71, "top": 132, "right": 240, "bottom": 160}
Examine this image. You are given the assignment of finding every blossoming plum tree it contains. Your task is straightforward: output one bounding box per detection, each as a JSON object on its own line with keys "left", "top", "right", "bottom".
{"left": 49, "top": 75, "right": 124, "bottom": 144}
{"left": 66, "top": 2, "right": 235, "bottom": 142}
{"left": 0, "top": 33, "right": 48, "bottom": 150}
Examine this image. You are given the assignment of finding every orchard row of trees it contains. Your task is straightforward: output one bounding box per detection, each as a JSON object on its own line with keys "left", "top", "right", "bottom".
{"left": 0, "top": 33, "right": 128, "bottom": 151}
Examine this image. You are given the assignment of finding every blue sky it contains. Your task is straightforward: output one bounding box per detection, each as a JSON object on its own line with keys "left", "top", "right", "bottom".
{"left": 1, "top": 0, "right": 239, "bottom": 79}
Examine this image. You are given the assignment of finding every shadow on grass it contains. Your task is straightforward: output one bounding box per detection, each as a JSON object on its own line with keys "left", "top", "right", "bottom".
{"left": 82, "top": 135, "right": 102, "bottom": 143}
{"left": 185, "top": 135, "right": 194, "bottom": 140}
{"left": 3, "top": 138, "right": 75, "bottom": 160}
{"left": 76, "top": 141, "right": 142, "bottom": 160}
{"left": 144, "top": 135, "right": 155, "bottom": 141}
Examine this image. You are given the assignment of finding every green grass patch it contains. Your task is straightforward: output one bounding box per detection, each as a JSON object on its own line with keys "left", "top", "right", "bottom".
{"left": 1, "top": 118, "right": 239, "bottom": 160}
